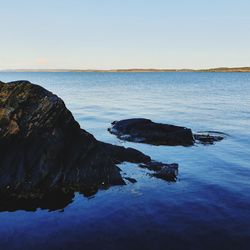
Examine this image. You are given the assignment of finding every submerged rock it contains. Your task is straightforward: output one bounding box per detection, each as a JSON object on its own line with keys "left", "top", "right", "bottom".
{"left": 108, "top": 118, "right": 224, "bottom": 146}
{"left": 194, "top": 132, "right": 224, "bottom": 145}
{"left": 0, "top": 81, "right": 152, "bottom": 203}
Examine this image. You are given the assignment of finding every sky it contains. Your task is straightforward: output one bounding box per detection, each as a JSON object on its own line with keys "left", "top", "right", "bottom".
{"left": 0, "top": 0, "right": 250, "bottom": 69}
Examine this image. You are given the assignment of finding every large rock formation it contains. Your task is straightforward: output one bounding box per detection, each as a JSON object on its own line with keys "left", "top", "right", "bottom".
{"left": 0, "top": 81, "right": 151, "bottom": 201}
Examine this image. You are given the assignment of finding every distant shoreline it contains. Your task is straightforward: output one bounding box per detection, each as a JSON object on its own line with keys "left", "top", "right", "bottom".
{"left": 1, "top": 67, "right": 250, "bottom": 73}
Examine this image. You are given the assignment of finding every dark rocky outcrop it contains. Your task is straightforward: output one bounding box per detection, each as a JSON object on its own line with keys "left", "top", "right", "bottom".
{"left": 108, "top": 118, "right": 224, "bottom": 146}
{"left": 0, "top": 81, "right": 152, "bottom": 203}
{"left": 139, "top": 161, "right": 178, "bottom": 182}
{"left": 108, "top": 118, "right": 194, "bottom": 146}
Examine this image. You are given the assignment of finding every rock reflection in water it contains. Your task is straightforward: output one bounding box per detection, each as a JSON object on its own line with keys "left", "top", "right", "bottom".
{"left": 0, "top": 185, "right": 104, "bottom": 212}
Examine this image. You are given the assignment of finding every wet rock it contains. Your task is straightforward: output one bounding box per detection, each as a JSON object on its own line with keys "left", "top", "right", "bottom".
{"left": 108, "top": 118, "right": 194, "bottom": 146}
{"left": 194, "top": 132, "right": 224, "bottom": 145}
{"left": 124, "top": 177, "right": 137, "bottom": 184}
{"left": 139, "top": 161, "right": 178, "bottom": 182}
{"left": 0, "top": 81, "right": 153, "bottom": 202}
{"left": 108, "top": 118, "right": 224, "bottom": 146}
{"left": 151, "top": 165, "right": 178, "bottom": 182}
{"left": 100, "top": 142, "right": 151, "bottom": 164}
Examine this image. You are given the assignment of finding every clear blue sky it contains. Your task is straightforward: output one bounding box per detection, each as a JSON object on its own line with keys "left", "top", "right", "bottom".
{"left": 1, "top": 0, "right": 249, "bottom": 69}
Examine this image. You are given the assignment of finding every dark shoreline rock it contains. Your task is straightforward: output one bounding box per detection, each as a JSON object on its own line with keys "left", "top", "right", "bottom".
{"left": 108, "top": 118, "right": 225, "bottom": 146}
{"left": 0, "top": 81, "right": 154, "bottom": 204}
{"left": 0, "top": 81, "right": 182, "bottom": 211}
{"left": 100, "top": 142, "right": 151, "bottom": 164}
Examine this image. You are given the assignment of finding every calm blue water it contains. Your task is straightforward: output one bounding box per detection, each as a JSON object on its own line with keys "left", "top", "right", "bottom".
{"left": 0, "top": 72, "right": 250, "bottom": 250}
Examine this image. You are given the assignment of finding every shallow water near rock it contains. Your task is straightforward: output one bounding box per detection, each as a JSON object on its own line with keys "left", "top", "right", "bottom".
{"left": 0, "top": 72, "right": 250, "bottom": 250}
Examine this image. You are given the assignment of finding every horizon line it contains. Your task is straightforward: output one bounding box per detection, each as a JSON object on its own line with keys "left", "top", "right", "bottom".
{"left": 0, "top": 66, "right": 250, "bottom": 73}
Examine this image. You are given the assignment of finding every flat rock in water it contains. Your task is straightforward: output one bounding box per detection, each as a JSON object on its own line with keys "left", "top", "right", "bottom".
{"left": 108, "top": 118, "right": 225, "bottom": 146}
{"left": 108, "top": 118, "right": 194, "bottom": 146}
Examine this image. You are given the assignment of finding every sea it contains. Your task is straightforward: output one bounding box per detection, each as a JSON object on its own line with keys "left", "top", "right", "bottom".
{"left": 0, "top": 72, "right": 250, "bottom": 250}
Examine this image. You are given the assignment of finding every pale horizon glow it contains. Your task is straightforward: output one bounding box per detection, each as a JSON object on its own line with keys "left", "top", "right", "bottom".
{"left": 0, "top": 0, "right": 250, "bottom": 70}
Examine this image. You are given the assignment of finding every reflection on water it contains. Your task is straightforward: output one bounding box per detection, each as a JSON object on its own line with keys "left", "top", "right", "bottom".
{"left": 0, "top": 162, "right": 179, "bottom": 212}
{"left": 0, "top": 187, "right": 107, "bottom": 212}
{"left": 0, "top": 189, "right": 75, "bottom": 212}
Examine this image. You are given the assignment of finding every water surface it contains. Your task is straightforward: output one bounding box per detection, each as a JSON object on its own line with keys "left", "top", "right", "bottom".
{"left": 0, "top": 72, "right": 250, "bottom": 250}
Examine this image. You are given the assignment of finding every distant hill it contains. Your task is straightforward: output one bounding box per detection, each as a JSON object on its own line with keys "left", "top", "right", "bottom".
{"left": 1, "top": 67, "right": 250, "bottom": 73}
{"left": 197, "top": 67, "right": 250, "bottom": 72}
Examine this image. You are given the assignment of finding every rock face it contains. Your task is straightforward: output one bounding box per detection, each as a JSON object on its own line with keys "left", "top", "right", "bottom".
{"left": 108, "top": 118, "right": 225, "bottom": 146}
{"left": 108, "top": 118, "right": 194, "bottom": 146}
{"left": 0, "top": 81, "right": 151, "bottom": 200}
